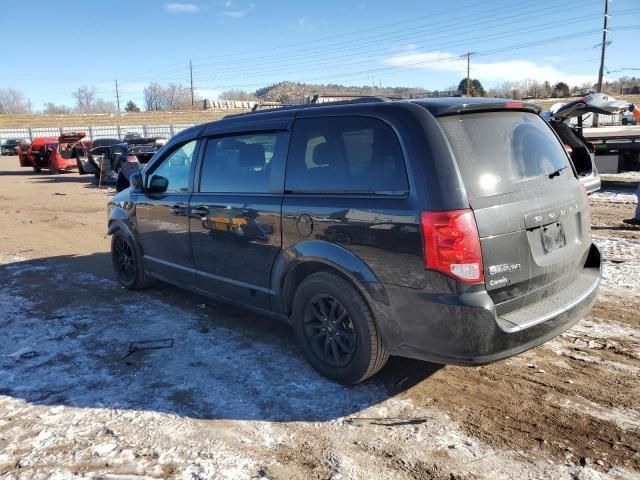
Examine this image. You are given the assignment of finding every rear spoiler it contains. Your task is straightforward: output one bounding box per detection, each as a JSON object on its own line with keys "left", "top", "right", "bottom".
{"left": 435, "top": 101, "right": 541, "bottom": 117}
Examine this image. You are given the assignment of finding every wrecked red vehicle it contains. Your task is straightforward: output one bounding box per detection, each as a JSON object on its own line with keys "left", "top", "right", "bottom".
{"left": 18, "top": 133, "right": 88, "bottom": 174}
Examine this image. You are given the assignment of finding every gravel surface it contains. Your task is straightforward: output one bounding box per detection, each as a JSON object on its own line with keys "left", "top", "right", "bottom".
{"left": 0, "top": 158, "right": 639, "bottom": 479}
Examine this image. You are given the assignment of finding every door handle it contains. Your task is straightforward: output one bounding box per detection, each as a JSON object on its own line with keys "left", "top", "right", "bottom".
{"left": 170, "top": 203, "right": 187, "bottom": 215}
{"left": 191, "top": 205, "right": 209, "bottom": 218}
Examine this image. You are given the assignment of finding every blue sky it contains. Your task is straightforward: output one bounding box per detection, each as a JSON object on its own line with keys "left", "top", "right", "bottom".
{"left": 1, "top": 0, "right": 638, "bottom": 110}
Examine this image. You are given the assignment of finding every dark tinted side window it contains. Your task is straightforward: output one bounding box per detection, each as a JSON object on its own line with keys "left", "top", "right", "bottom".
{"left": 286, "top": 116, "right": 408, "bottom": 193}
{"left": 199, "top": 132, "right": 285, "bottom": 193}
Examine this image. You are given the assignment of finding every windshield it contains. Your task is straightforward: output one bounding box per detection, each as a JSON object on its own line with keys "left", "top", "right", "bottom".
{"left": 438, "top": 111, "right": 570, "bottom": 199}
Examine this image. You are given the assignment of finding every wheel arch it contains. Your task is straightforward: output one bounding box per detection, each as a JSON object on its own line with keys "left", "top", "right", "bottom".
{"left": 107, "top": 209, "right": 142, "bottom": 255}
{"left": 271, "top": 240, "right": 402, "bottom": 350}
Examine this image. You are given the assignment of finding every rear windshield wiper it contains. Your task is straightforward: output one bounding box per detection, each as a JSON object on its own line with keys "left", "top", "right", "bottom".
{"left": 548, "top": 166, "right": 569, "bottom": 179}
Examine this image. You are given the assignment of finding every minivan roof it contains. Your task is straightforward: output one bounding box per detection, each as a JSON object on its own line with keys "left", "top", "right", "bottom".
{"left": 218, "top": 96, "right": 540, "bottom": 122}
{"left": 410, "top": 97, "right": 540, "bottom": 116}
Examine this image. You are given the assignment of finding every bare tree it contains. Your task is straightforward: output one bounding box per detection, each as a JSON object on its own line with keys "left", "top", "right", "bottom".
{"left": 219, "top": 89, "right": 257, "bottom": 101}
{"left": 93, "top": 98, "right": 118, "bottom": 113}
{"left": 72, "top": 86, "right": 97, "bottom": 113}
{"left": 43, "top": 102, "right": 71, "bottom": 114}
{"left": 161, "top": 83, "right": 190, "bottom": 110}
{"left": 0, "top": 88, "right": 28, "bottom": 114}
{"left": 144, "top": 82, "right": 164, "bottom": 111}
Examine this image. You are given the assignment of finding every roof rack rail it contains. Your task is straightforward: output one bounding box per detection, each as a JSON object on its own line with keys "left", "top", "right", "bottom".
{"left": 224, "top": 96, "right": 395, "bottom": 120}
{"left": 309, "top": 94, "right": 398, "bottom": 104}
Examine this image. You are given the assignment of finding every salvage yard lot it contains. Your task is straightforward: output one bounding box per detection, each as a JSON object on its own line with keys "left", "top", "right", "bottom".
{"left": 0, "top": 158, "right": 639, "bottom": 479}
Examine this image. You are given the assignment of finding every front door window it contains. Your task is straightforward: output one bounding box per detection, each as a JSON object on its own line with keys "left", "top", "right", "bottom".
{"left": 148, "top": 140, "right": 197, "bottom": 193}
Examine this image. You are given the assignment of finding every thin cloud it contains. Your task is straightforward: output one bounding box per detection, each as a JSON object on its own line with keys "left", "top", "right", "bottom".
{"left": 290, "top": 16, "right": 316, "bottom": 32}
{"left": 385, "top": 50, "right": 598, "bottom": 86}
{"left": 164, "top": 3, "right": 200, "bottom": 14}
{"left": 219, "top": 1, "right": 254, "bottom": 18}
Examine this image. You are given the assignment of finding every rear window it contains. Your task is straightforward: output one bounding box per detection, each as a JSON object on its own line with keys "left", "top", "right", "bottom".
{"left": 438, "top": 111, "right": 570, "bottom": 199}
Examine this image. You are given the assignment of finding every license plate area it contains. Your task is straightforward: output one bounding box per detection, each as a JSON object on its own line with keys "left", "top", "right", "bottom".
{"left": 541, "top": 222, "right": 566, "bottom": 253}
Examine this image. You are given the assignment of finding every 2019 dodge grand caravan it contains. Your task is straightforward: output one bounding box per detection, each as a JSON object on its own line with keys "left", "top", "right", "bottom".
{"left": 107, "top": 97, "right": 601, "bottom": 384}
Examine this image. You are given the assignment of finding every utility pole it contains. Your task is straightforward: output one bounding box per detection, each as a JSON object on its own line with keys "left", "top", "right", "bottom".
{"left": 594, "top": 0, "right": 610, "bottom": 127}
{"left": 465, "top": 52, "right": 476, "bottom": 96}
{"left": 115, "top": 79, "right": 121, "bottom": 113}
{"left": 189, "top": 60, "right": 194, "bottom": 108}
{"left": 27, "top": 98, "right": 32, "bottom": 115}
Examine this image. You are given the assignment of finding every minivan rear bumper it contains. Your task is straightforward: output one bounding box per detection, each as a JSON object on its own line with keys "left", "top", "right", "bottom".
{"left": 384, "top": 243, "right": 601, "bottom": 365}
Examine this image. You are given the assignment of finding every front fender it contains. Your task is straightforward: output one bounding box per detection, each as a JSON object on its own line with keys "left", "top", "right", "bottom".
{"left": 271, "top": 240, "right": 403, "bottom": 350}
{"left": 107, "top": 202, "right": 139, "bottom": 246}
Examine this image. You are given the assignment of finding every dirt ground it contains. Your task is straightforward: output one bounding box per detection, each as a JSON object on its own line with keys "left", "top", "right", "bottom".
{"left": 0, "top": 157, "right": 639, "bottom": 480}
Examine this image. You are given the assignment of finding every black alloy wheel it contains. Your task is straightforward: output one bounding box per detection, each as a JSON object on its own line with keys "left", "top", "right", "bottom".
{"left": 292, "top": 271, "right": 388, "bottom": 384}
{"left": 302, "top": 293, "right": 357, "bottom": 368}
{"left": 113, "top": 235, "right": 135, "bottom": 284}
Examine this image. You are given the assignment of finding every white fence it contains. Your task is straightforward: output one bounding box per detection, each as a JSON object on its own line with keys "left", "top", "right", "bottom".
{"left": 0, "top": 124, "right": 196, "bottom": 143}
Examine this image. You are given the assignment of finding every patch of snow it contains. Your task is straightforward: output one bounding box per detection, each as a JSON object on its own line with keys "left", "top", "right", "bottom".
{"left": 593, "top": 236, "right": 640, "bottom": 290}
{"left": 0, "top": 253, "right": 27, "bottom": 265}
{"left": 589, "top": 188, "right": 637, "bottom": 205}
{"left": 601, "top": 171, "right": 640, "bottom": 181}
{"left": 546, "top": 393, "right": 640, "bottom": 432}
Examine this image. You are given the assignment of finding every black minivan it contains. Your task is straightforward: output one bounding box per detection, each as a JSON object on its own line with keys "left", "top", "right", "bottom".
{"left": 107, "top": 97, "right": 601, "bottom": 384}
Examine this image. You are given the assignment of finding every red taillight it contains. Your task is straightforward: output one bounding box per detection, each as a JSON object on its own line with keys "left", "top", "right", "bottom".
{"left": 505, "top": 101, "right": 524, "bottom": 109}
{"left": 126, "top": 155, "right": 137, "bottom": 163}
{"left": 420, "top": 209, "right": 484, "bottom": 284}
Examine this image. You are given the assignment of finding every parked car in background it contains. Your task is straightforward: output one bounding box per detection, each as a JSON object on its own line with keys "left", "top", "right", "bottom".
{"left": 91, "top": 138, "right": 121, "bottom": 148}
{"left": 18, "top": 133, "right": 88, "bottom": 174}
{"left": 543, "top": 93, "right": 628, "bottom": 194}
{"left": 1, "top": 138, "right": 27, "bottom": 156}
{"left": 107, "top": 96, "right": 601, "bottom": 384}
{"left": 123, "top": 132, "right": 142, "bottom": 142}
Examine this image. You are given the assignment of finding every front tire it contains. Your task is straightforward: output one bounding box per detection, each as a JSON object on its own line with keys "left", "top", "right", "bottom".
{"left": 111, "top": 231, "right": 153, "bottom": 290}
{"left": 49, "top": 160, "right": 59, "bottom": 175}
{"left": 292, "top": 272, "right": 388, "bottom": 384}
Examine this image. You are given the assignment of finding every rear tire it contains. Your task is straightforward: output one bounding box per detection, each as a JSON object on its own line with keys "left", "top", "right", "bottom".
{"left": 111, "top": 230, "right": 153, "bottom": 290}
{"left": 292, "top": 271, "right": 388, "bottom": 384}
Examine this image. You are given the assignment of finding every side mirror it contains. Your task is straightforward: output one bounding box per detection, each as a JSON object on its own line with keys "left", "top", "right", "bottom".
{"left": 148, "top": 174, "right": 169, "bottom": 194}
{"left": 129, "top": 171, "right": 144, "bottom": 193}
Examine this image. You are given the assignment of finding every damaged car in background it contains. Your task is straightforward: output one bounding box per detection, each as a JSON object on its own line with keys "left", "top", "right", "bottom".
{"left": 80, "top": 142, "right": 139, "bottom": 183}
{"left": 18, "top": 133, "right": 89, "bottom": 174}
{"left": 543, "top": 93, "right": 629, "bottom": 194}
{"left": 127, "top": 136, "right": 167, "bottom": 164}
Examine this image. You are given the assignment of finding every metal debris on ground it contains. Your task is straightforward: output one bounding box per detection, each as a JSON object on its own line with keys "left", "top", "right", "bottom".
{"left": 121, "top": 339, "right": 174, "bottom": 360}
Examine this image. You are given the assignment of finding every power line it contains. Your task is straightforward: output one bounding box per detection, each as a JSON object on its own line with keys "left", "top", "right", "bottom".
{"left": 196, "top": 0, "right": 600, "bottom": 72}
{"left": 110, "top": 1, "right": 638, "bottom": 90}
{"left": 194, "top": 12, "right": 606, "bottom": 83}
{"left": 195, "top": 28, "right": 621, "bottom": 91}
